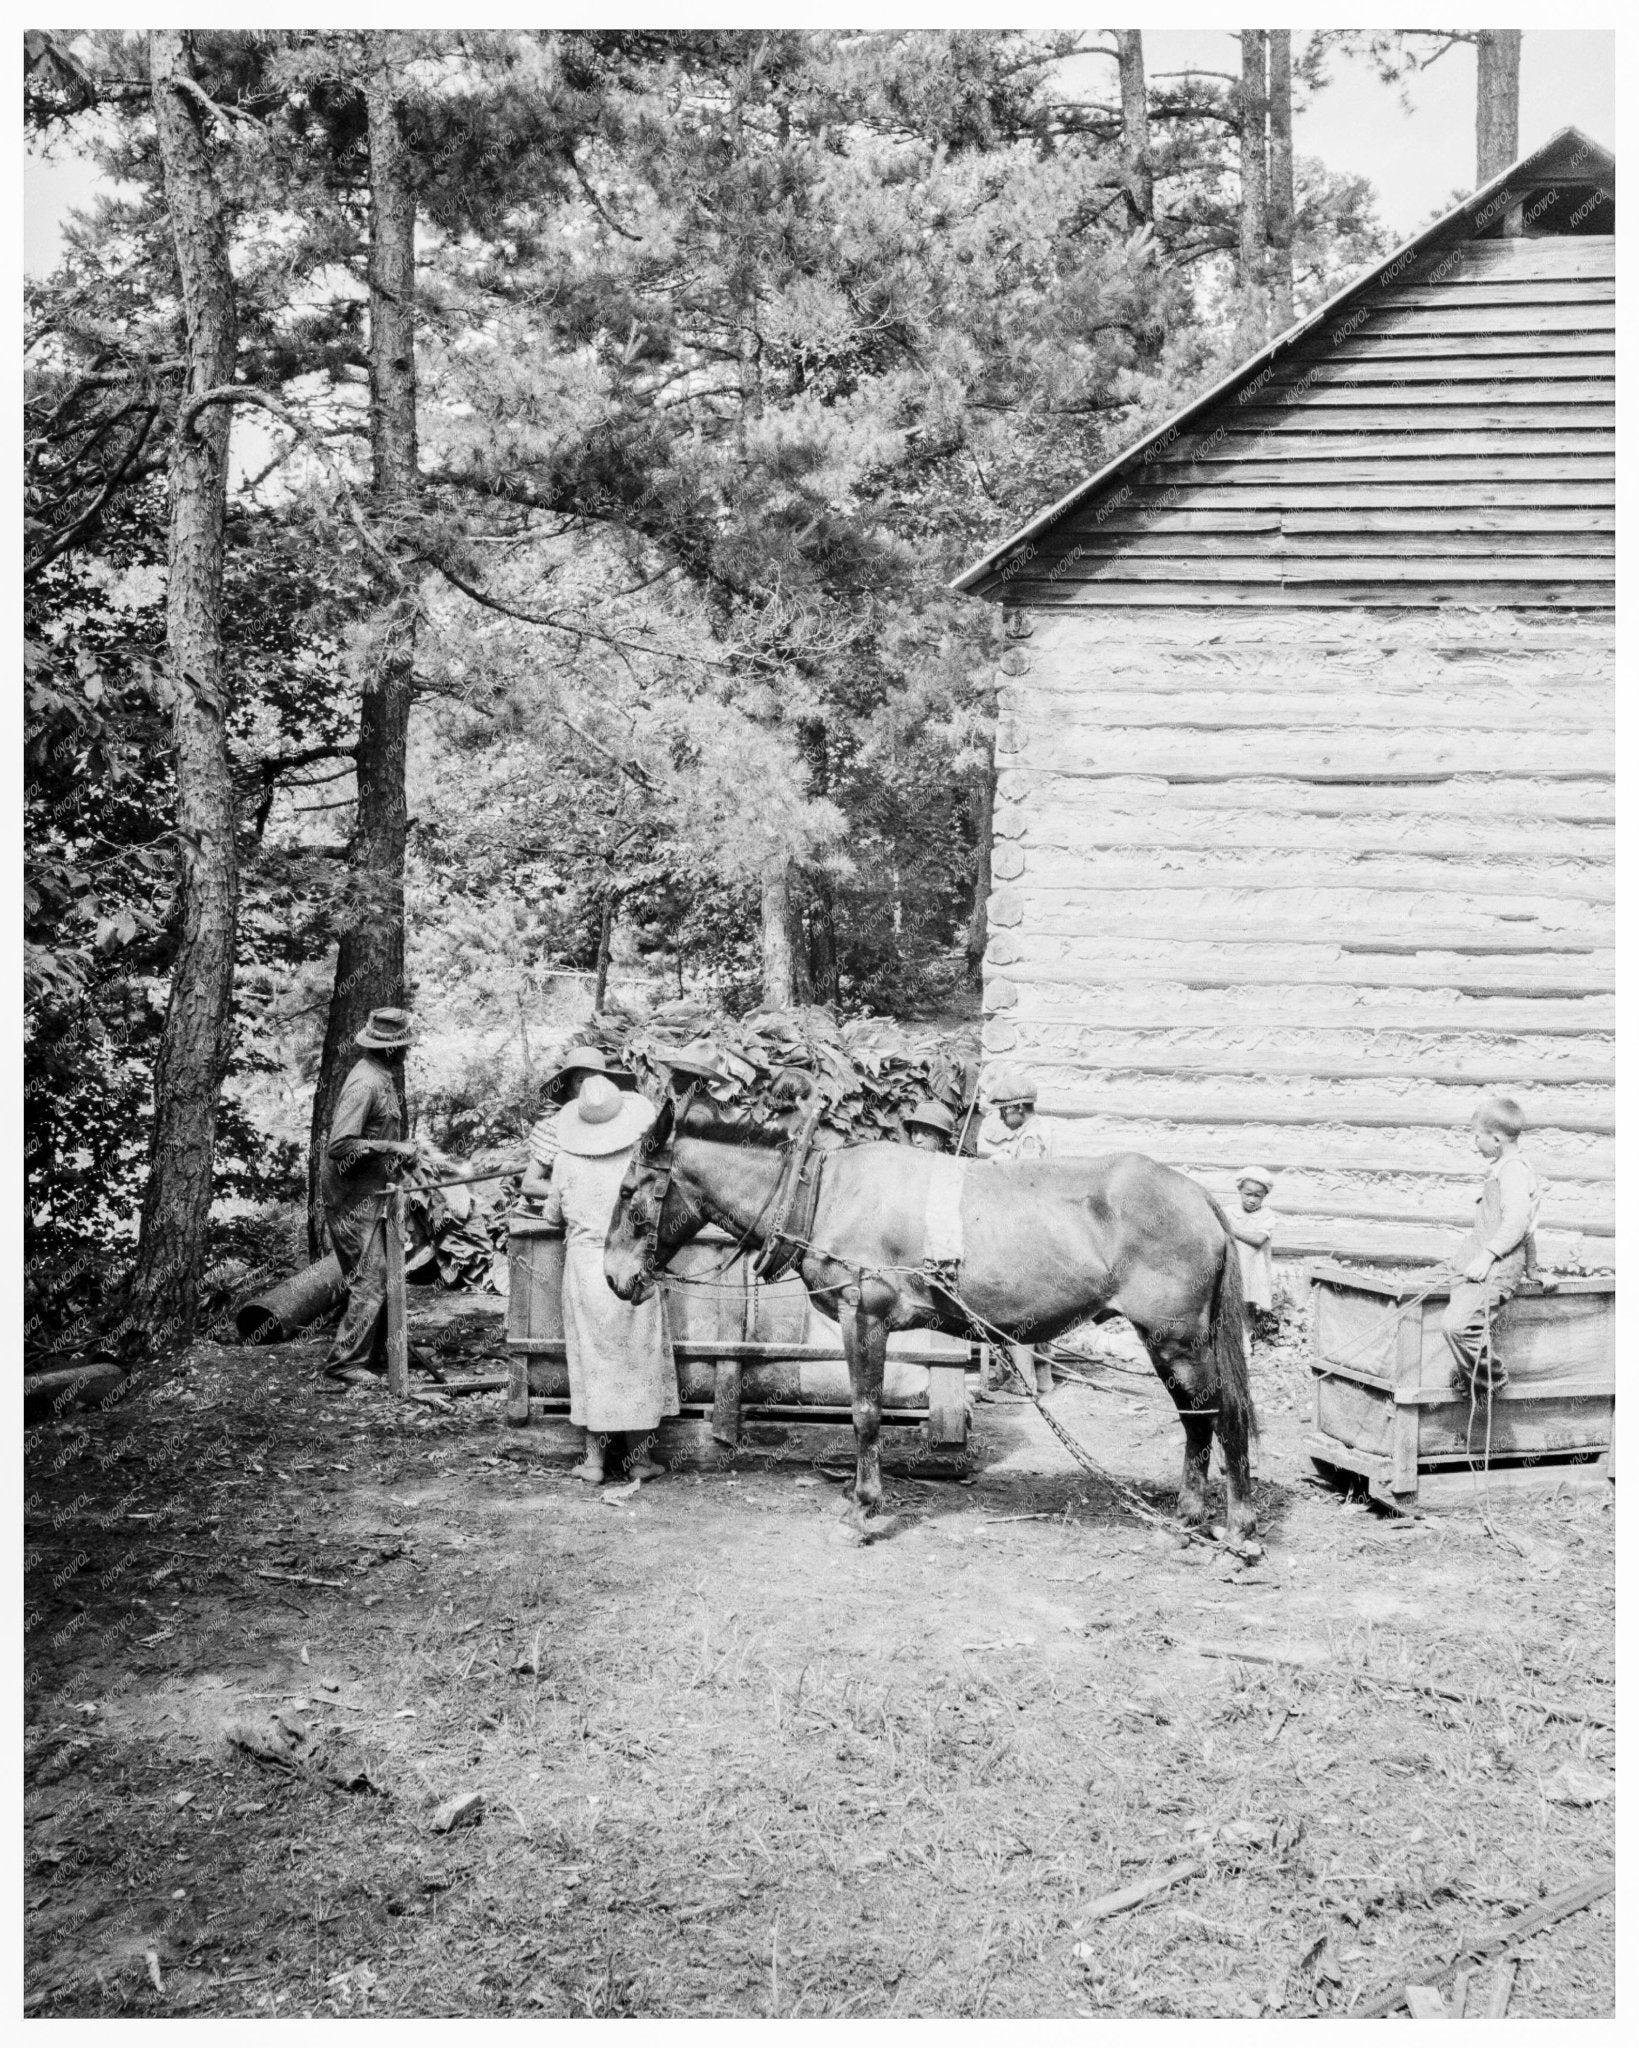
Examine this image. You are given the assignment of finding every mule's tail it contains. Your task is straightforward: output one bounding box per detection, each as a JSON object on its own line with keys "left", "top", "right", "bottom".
{"left": 1203, "top": 1196, "right": 1259, "bottom": 1462}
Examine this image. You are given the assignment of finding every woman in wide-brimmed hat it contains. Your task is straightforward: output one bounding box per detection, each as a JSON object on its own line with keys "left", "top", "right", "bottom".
{"left": 539, "top": 1075, "right": 678, "bottom": 1483}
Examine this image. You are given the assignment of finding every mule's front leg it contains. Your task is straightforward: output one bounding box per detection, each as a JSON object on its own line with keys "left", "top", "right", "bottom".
{"left": 841, "top": 1279, "right": 896, "bottom": 1524}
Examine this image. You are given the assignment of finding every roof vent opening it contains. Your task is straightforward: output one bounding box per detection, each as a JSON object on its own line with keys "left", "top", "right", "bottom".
{"left": 1473, "top": 181, "right": 1614, "bottom": 238}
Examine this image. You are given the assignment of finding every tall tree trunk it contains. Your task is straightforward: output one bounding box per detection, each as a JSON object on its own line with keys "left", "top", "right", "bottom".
{"left": 591, "top": 888, "right": 615, "bottom": 1013}
{"left": 965, "top": 749, "right": 995, "bottom": 988}
{"left": 760, "top": 860, "right": 810, "bottom": 1011}
{"left": 306, "top": 42, "right": 418, "bottom": 1253}
{"left": 1475, "top": 30, "right": 1521, "bottom": 186}
{"left": 807, "top": 869, "right": 840, "bottom": 1006}
{"left": 126, "top": 30, "right": 241, "bottom": 1352}
{"left": 1266, "top": 29, "right": 1295, "bottom": 331}
{"left": 1238, "top": 30, "right": 1270, "bottom": 346}
{"left": 1116, "top": 31, "right": 1152, "bottom": 227}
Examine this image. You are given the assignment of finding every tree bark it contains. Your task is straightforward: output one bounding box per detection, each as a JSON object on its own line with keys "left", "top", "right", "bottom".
{"left": 306, "top": 40, "right": 418, "bottom": 1253}
{"left": 1238, "top": 30, "right": 1270, "bottom": 345}
{"left": 1116, "top": 32, "right": 1152, "bottom": 228}
{"left": 592, "top": 887, "right": 615, "bottom": 1012}
{"left": 760, "top": 860, "right": 810, "bottom": 1011}
{"left": 126, "top": 30, "right": 241, "bottom": 1352}
{"left": 1266, "top": 30, "right": 1295, "bottom": 331}
{"left": 807, "top": 868, "right": 840, "bottom": 1006}
{"left": 1475, "top": 30, "right": 1521, "bottom": 187}
{"left": 965, "top": 748, "right": 996, "bottom": 987}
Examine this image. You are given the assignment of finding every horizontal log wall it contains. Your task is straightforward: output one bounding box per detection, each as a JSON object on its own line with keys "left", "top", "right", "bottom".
{"left": 982, "top": 606, "right": 1615, "bottom": 1272}
{"left": 976, "top": 235, "right": 1613, "bottom": 610}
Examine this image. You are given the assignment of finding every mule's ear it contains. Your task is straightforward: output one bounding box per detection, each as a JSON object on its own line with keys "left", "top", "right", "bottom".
{"left": 641, "top": 1095, "right": 676, "bottom": 1158}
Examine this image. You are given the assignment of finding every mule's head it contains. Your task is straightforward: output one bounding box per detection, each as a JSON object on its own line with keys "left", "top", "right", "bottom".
{"left": 604, "top": 1095, "right": 692, "bottom": 1302}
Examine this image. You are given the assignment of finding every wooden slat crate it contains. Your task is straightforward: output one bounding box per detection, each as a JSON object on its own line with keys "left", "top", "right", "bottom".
{"left": 506, "top": 1218, "right": 973, "bottom": 1452}
{"left": 1305, "top": 1260, "right": 1614, "bottom": 1509}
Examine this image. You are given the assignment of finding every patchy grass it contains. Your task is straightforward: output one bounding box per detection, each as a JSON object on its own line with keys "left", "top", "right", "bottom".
{"left": 25, "top": 1307, "right": 1614, "bottom": 2017}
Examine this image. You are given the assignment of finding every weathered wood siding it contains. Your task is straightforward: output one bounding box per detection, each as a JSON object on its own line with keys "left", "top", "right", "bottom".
{"left": 977, "top": 235, "right": 1614, "bottom": 611}
{"left": 982, "top": 606, "right": 1615, "bottom": 1270}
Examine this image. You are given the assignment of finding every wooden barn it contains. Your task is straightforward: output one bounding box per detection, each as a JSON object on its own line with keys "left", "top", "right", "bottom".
{"left": 954, "top": 128, "right": 1614, "bottom": 1273}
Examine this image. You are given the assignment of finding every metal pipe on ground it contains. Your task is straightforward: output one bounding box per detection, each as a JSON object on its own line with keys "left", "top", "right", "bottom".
{"left": 234, "top": 1255, "right": 346, "bottom": 1344}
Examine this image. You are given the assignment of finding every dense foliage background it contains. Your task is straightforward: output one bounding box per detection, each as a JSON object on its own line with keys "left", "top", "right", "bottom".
{"left": 24, "top": 29, "right": 1398, "bottom": 1332}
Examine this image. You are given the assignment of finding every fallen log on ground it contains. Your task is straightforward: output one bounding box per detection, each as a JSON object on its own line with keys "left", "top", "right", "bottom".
{"left": 235, "top": 1256, "right": 345, "bottom": 1344}
{"left": 24, "top": 1361, "right": 125, "bottom": 1424}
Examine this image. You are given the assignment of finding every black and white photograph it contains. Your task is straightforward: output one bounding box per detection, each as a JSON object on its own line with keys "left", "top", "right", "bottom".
{"left": 22, "top": 22, "right": 1615, "bottom": 2021}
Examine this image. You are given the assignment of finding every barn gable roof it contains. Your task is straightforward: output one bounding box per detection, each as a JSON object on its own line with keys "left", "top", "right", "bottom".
{"left": 954, "top": 126, "right": 1613, "bottom": 607}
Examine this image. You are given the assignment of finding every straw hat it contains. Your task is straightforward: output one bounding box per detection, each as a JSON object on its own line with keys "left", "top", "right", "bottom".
{"left": 554, "top": 1075, "right": 657, "bottom": 1157}
{"left": 355, "top": 1006, "right": 413, "bottom": 1051}
{"left": 551, "top": 1044, "right": 608, "bottom": 1081}
{"left": 657, "top": 1039, "right": 730, "bottom": 1081}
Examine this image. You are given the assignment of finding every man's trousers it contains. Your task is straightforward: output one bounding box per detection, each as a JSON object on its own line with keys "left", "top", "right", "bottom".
{"left": 1440, "top": 1246, "right": 1527, "bottom": 1393}
{"left": 324, "top": 1196, "right": 389, "bottom": 1375}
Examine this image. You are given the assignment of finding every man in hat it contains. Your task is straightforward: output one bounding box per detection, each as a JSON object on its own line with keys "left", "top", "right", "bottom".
{"left": 321, "top": 1006, "right": 425, "bottom": 1383}
{"left": 902, "top": 1100, "right": 956, "bottom": 1153}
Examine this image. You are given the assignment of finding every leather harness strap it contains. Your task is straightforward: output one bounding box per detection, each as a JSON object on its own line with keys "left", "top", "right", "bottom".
{"left": 751, "top": 1095, "right": 828, "bottom": 1283}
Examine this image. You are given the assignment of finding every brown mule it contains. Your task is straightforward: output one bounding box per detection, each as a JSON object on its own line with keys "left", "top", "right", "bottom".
{"left": 604, "top": 1099, "right": 1259, "bottom": 1548}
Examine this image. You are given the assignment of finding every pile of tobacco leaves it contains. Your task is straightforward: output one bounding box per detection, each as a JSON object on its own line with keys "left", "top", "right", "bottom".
{"left": 392, "top": 1006, "right": 985, "bottom": 1293}
{"left": 572, "top": 1001, "right": 983, "bottom": 1151}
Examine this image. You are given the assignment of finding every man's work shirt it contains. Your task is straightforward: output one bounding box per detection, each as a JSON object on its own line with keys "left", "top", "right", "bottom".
{"left": 526, "top": 1109, "right": 563, "bottom": 1180}
{"left": 977, "top": 1109, "right": 1055, "bottom": 1163}
{"left": 322, "top": 1055, "right": 402, "bottom": 1210}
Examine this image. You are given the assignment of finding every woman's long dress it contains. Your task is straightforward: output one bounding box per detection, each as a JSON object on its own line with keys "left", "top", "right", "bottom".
{"left": 543, "top": 1145, "right": 678, "bottom": 1434}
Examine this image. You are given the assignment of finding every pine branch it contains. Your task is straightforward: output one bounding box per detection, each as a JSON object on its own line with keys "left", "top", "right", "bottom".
{"left": 424, "top": 554, "right": 775, "bottom": 676}
{"left": 569, "top": 148, "right": 642, "bottom": 241}
{"left": 24, "top": 405, "right": 159, "bottom": 581}
{"left": 177, "top": 384, "right": 404, "bottom": 586}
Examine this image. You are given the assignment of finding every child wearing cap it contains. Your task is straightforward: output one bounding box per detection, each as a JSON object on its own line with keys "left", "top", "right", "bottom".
{"left": 1441, "top": 1094, "right": 1543, "bottom": 1394}
{"left": 1227, "top": 1168, "right": 1277, "bottom": 1340}
{"left": 977, "top": 1068, "right": 1054, "bottom": 1162}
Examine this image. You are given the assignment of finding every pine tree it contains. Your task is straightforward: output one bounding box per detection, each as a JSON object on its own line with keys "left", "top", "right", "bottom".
{"left": 123, "top": 31, "right": 243, "bottom": 1354}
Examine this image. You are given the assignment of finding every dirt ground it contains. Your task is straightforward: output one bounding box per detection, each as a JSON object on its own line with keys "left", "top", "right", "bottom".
{"left": 25, "top": 1296, "right": 1614, "bottom": 2018}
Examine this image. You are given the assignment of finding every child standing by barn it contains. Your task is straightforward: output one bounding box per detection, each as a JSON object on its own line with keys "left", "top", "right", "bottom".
{"left": 1226, "top": 1168, "right": 1278, "bottom": 1345}
{"left": 977, "top": 1069, "right": 1054, "bottom": 1162}
{"left": 1441, "top": 1095, "right": 1543, "bottom": 1394}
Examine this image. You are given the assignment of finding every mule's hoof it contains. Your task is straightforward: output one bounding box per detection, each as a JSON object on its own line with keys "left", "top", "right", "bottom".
{"left": 857, "top": 1512, "right": 899, "bottom": 1545}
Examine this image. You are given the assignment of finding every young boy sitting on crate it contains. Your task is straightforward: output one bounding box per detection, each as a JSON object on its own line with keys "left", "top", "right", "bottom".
{"left": 1441, "top": 1094, "right": 1544, "bottom": 1395}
